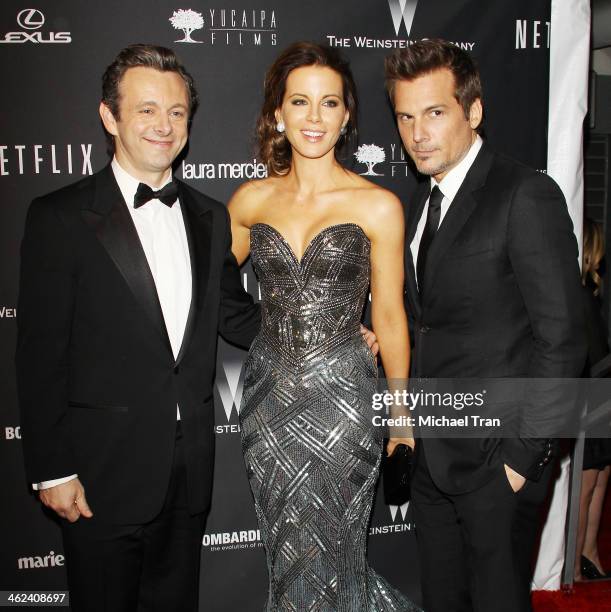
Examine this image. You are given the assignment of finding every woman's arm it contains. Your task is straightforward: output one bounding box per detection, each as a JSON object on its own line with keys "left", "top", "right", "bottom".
{"left": 227, "top": 183, "right": 255, "bottom": 266}
{"left": 367, "top": 191, "right": 413, "bottom": 453}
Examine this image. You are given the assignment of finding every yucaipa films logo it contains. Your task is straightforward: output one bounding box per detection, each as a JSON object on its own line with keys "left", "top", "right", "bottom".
{"left": 354, "top": 141, "right": 420, "bottom": 179}
{"left": 0, "top": 8, "right": 71, "bottom": 44}
{"left": 169, "top": 9, "right": 204, "bottom": 43}
{"left": 388, "top": 0, "right": 418, "bottom": 36}
{"left": 355, "top": 144, "right": 386, "bottom": 176}
{"left": 168, "top": 7, "right": 277, "bottom": 46}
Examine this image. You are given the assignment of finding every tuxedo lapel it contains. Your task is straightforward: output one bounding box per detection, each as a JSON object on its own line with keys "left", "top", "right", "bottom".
{"left": 81, "top": 166, "right": 173, "bottom": 355}
{"left": 421, "top": 144, "right": 494, "bottom": 300}
{"left": 174, "top": 182, "right": 212, "bottom": 366}
{"left": 404, "top": 182, "right": 429, "bottom": 318}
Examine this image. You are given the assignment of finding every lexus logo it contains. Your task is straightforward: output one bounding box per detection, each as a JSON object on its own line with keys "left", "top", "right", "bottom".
{"left": 16, "top": 8, "right": 45, "bottom": 30}
{"left": 388, "top": 0, "right": 418, "bottom": 37}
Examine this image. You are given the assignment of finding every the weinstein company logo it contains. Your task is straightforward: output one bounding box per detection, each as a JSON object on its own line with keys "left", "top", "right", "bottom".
{"left": 389, "top": 501, "right": 410, "bottom": 522}
{"left": 327, "top": 0, "right": 473, "bottom": 51}
{"left": 388, "top": 0, "right": 418, "bottom": 36}
{"left": 355, "top": 144, "right": 386, "bottom": 177}
{"left": 369, "top": 501, "right": 413, "bottom": 536}
{"left": 0, "top": 9, "right": 72, "bottom": 44}
{"left": 215, "top": 358, "right": 245, "bottom": 434}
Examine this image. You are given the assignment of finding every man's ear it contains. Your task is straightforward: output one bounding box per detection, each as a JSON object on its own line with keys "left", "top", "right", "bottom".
{"left": 469, "top": 98, "right": 483, "bottom": 131}
{"left": 99, "top": 102, "right": 119, "bottom": 137}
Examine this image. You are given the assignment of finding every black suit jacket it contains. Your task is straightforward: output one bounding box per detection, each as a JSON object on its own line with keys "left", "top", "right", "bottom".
{"left": 16, "top": 165, "right": 260, "bottom": 523}
{"left": 404, "top": 143, "right": 586, "bottom": 494}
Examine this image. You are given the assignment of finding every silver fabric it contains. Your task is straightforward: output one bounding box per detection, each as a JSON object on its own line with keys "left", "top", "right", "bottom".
{"left": 240, "top": 223, "right": 419, "bottom": 611}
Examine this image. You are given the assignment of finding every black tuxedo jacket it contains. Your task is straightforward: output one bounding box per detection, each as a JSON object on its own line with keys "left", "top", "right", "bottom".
{"left": 16, "top": 165, "right": 260, "bottom": 523}
{"left": 404, "top": 143, "right": 586, "bottom": 494}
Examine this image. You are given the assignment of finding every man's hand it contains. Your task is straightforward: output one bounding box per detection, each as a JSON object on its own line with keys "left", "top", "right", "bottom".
{"left": 387, "top": 437, "right": 415, "bottom": 456}
{"left": 39, "top": 478, "right": 93, "bottom": 522}
{"left": 504, "top": 464, "right": 526, "bottom": 493}
{"left": 360, "top": 324, "right": 379, "bottom": 357}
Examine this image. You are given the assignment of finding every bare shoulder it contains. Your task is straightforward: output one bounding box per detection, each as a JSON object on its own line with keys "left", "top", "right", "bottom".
{"left": 227, "top": 176, "right": 281, "bottom": 225}
{"left": 342, "top": 172, "right": 404, "bottom": 230}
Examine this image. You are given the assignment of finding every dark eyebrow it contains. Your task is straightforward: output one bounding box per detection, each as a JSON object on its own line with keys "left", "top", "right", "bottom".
{"left": 136, "top": 101, "right": 188, "bottom": 110}
{"left": 395, "top": 104, "right": 448, "bottom": 117}
{"left": 424, "top": 104, "right": 448, "bottom": 112}
{"left": 287, "top": 93, "right": 342, "bottom": 99}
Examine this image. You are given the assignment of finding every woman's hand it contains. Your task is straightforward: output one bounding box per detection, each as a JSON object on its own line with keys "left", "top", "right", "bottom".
{"left": 386, "top": 437, "right": 415, "bottom": 456}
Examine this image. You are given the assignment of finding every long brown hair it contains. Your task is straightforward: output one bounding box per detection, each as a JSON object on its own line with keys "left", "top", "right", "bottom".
{"left": 582, "top": 218, "right": 605, "bottom": 296}
{"left": 256, "top": 41, "right": 358, "bottom": 176}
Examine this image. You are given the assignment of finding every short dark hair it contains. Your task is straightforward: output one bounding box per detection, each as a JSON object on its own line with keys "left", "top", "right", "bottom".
{"left": 256, "top": 41, "right": 359, "bottom": 176}
{"left": 385, "top": 39, "right": 482, "bottom": 129}
{"left": 101, "top": 44, "right": 198, "bottom": 151}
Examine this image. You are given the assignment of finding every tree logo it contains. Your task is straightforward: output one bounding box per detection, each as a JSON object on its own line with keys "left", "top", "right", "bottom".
{"left": 169, "top": 9, "right": 204, "bottom": 43}
{"left": 354, "top": 144, "right": 386, "bottom": 176}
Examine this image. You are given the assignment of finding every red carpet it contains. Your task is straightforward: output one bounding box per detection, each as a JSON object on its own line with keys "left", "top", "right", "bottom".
{"left": 533, "top": 484, "right": 611, "bottom": 611}
{"left": 533, "top": 581, "right": 611, "bottom": 611}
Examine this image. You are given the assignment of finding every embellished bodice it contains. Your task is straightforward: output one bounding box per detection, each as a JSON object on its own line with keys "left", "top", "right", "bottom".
{"left": 249, "top": 223, "right": 370, "bottom": 356}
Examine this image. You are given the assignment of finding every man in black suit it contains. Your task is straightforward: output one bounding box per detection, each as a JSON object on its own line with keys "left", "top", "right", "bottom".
{"left": 384, "top": 40, "right": 586, "bottom": 611}
{"left": 16, "top": 45, "right": 260, "bottom": 611}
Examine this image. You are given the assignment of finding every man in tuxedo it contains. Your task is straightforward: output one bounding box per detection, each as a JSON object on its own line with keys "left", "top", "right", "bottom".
{"left": 385, "top": 40, "right": 586, "bottom": 611}
{"left": 16, "top": 44, "right": 260, "bottom": 611}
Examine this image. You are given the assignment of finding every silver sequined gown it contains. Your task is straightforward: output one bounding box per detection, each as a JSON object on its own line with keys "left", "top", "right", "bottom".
{"left": 239, "top": 223, "right": 418, "bottom": 611}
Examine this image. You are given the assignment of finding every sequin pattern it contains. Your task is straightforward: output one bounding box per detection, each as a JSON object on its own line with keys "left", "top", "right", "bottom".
{"left": 240, "top": 223, "right": 419, "bottom": 611}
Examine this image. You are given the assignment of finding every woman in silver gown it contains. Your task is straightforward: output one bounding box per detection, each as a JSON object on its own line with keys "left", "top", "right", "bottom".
{"left": 228, "top": 42, "right": 417, "bottom": 611}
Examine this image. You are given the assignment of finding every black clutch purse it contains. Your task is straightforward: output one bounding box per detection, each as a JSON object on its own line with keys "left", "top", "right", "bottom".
{"left": 382, "top": 443, "right": 413, "bottom": 505}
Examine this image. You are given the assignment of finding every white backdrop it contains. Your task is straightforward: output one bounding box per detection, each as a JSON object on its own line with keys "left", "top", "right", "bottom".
{"left": 533, "top": 0, "right": 591, "bottom": 590}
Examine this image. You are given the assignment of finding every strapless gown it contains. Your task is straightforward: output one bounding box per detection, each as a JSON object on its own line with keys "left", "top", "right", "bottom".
{"left": 239, "top": 223, "right": 419, "bottom": 611}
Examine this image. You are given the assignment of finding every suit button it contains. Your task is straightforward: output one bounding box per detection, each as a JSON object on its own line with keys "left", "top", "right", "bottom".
{"left": 420, "top": 326, "right": 430, "bottom": 334}
{"left": 174, "top": 365, "right": 180, "bottom": 375}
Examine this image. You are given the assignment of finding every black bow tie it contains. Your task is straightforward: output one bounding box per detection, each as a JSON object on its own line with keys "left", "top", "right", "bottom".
{"left": 133, "top": 181, "right": 178, "bottom": 208}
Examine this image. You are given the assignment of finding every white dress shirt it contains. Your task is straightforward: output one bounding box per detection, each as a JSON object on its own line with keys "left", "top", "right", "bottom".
{"left": 34, "top": 158, "right": 191, "bottom": 490}
{"left": 410, "top": 135, "right": 483, "bottom": 286}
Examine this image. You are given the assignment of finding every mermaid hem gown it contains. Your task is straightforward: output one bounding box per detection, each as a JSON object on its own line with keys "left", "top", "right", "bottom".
{"left": 239, "top": 223, "right": 419, "bottom": 611}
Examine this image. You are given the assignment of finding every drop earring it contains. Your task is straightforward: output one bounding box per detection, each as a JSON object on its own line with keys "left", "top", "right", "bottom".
{"left": 276, "top": 121, "right": 285, "bottom": 133}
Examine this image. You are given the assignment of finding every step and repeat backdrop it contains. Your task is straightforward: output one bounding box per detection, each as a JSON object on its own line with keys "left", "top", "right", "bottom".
{"left": 1, "top": 1, "right": 552, "bottom": 609}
